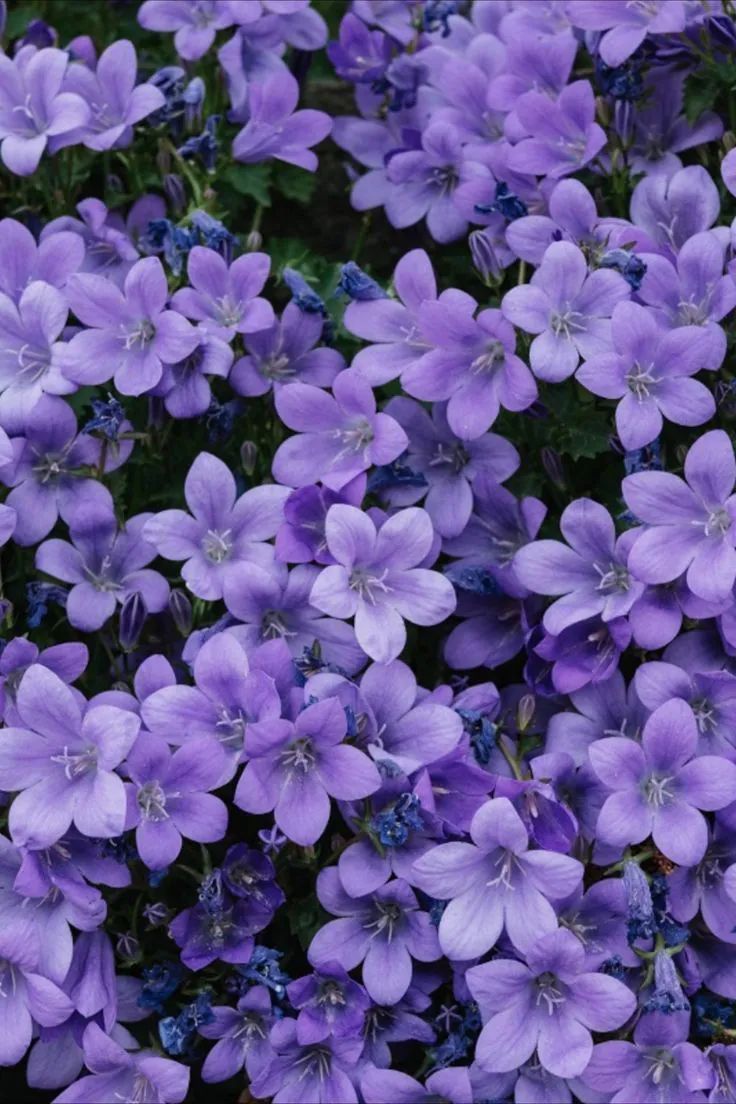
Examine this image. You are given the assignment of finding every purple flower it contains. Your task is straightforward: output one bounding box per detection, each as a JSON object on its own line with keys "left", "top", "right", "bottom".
{"left": 0, "top": 664, "right": 140, "bottom": 847}
{"left": 514, "top": 498, "right": 644, "bottom": 633}
{"left": 568, "top": 1, "right": 687, "bottom": 66}
{"left": 0, "top": 218, "right": 84, "bottom": 302}
{"left": 400, "top": 306, "right": 538, "bottom": 440}
{"left": 310, "top": 504, "right": 456, "bottom": 664}
{"left": 288, "top": 963, "right": 370, "bottom": 1043}
{"left": 171, "top": 246, "right": 274, "bottom": 341}
{"left": 630, "top": 164, "right": 720, "bottom": 256}
{"left": 64, "top": 257, "right": 199, "bottom": 395}
{"left": 36, "top": 504, "right": 169, "bottom": 631}
{"left": 275, "top": 479, "right": 365, "bottom": 565}
{"left": 0, "top": 281, "right": 75, "bottom": 429}
{"left": 502, "top": 241, "right": 629, "bottom": 382}
{"left": 635, "top": 660, "right": 736, "bottom": 757}
{"left": 142, "top": 451, "right": 288, "bottom": 601}
{"left": 42, "top": 194, "right": 162, "bottom": 285}
{"left": 250, "top": 1019, "right": 361, "bottom": 1104}
{"left": 2, "top": 395, "right": 123, "bottom": 546}
{"left": 412, "top": 796, "right": 582, "bottom": 959}
{"left": 589, "top": 698, "right": 736, "bottom": 866}
{"left": 55, "top": 1022, "right": 189, "bottom": 1102}
{"left": 668, "top": 821, "right": 736, "bottom": 943}
{"left": 383, "top": 123, "right": 471, "bottom": 243}
{"left": 138, "top": 0, "right": 245, "bottom": 60}
{"left": 532, "top": 614, "right": 632, "bottom": 695}
{"left": 623, "top": 429, "right": 736, "bottom": 604}
{"left": 0, "top": 637, "right": 88, "bottom": 725}
{"left": 468, "top": 927, "right": 636, "bottom": 1079}
{"left": 223, "top": 561, "right": 366, "bottom": 674}
{"left": 142, "top": 632, "right": 282, "bottom": 783}
{"left": 362, "top": 1067, "right": 473, "bottom": 1104}
{"left": 308, "top": 869, "right": 441, "bottom": 1006}
{"left": 230, "top": 301, "right": 344, "bottom": 397}
{"left": 235, "top": 696, "right": 381, "bottom": 845}
{"left": 169, "top": 893, "right": 259, "bottom": 972}
{"left": 272, "top": 370, "right": 408, "bottom": 490}
{"left": 60, "top": 40, "right": 165, "bottom": 151}
{"left": 124, "top": 732, "right": 227, "bottom": 870}
{"left": 0, "top": 46, "right": 89, "bottom": 175}
{"left": 154, "top": 330, "right": 233, "bottom": 418}
{"left": 0, "top": 925, "right": 73, "bottom": 1067}
{"left": 232, "top": 69, "right": 332, "bottom": 171}
{"left": 577, "top": 300, "right": 715, "bottom": 450}
{"left": 636, "top": 230, "right": 736, "bottom": 371}
{"left": 383, "top": 399, "right": 519, "bottom": 539}
{"left": 507, "top": 80, "right": 607, "bottom": 179}
{"left": 327, "top": 12, "right": 392, "bottom": 84}
{"left": 444, "top": 591, "right": 532, "bottom": 672}
{"left": 581, "top": 1012, "right": 712, "bottom": 1103}
{"left": 200, "top": 987, "right": 276, "bottom": 1083}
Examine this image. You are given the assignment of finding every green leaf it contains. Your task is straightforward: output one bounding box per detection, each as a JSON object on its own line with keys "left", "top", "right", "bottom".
{"left": 273, "top": 164, "right": 318, "bottom": 205}
{"left": 221, "top": 164, "right": 273, "bottom": 207}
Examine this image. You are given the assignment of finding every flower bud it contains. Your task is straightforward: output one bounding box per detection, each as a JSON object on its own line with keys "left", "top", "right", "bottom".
{"left": 516, "top": 694, "right": 536, "bottom": 733}
{"left": 168, "top": 589, "right": 192, "bottom": 637}
{"left": 163, "top": 173, "right": 186, "bottom": 213}
{"left": 469, "top": 228, "right": 502, "bottom": 284}
{"left": 240, "top": 440, "right": 258, "bottom": 477}
{"left": 541, "top": 446, "right": 566, "bottom": 491}
{"left": 119, "top": 592, "right": 147, "bottom": 652}
{"left": 245, "top": 229, "right": 263, "bottom": 252}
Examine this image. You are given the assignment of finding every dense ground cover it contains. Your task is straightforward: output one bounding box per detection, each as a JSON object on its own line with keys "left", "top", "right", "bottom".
{"left": 3, "top": 1, "right": 736, "bottom": 1101}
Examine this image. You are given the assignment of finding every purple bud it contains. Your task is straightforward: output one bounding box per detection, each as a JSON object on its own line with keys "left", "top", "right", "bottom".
{"left": 144, "top": 902, "right": 173, "bottom": 928}
{"left": 17, "top": 18, "right": 56, "bottom": 50}
{"left": 614, "top": 100, "right": 634, "bottom": 146}
{"left": 240, "top": 440, "right": 258, "bottom": 476}
{"left": 116, "top": 931, "right": 140, "bottom": 959}
{"left": 245, "top": 230, "right": 263, "bottom": 252}
{"left": 169, "top": 589, "right": 192, "bottom": 636}
{"left": 67, "top": 35, "right": 96, "bottom": 67}
{"left": 540, "top": 446, "right": 566, "bottom": 490}
{"left": 119, "top": 592, "right": 147, "bottom": 652}
{"left": 163, "top": 173, "right": 187, "bottom": 213}
{"left": 469, "top": 228, "right": 502, "bottom": 284}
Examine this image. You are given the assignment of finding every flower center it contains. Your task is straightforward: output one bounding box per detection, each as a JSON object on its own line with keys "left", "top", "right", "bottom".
{"left": 644, "top": 1050, "right": 676, "bottom": 1087}
{"left": 202, "top": 528, "right": 232, "bottom": 563}
{"left": 644, "top": 774, "right": 674, "bottom": 807}
{"left": 593, "top": 561, "right": 630, "bottom": 593}
{"left": 137, "top": 780, "right": 169, "bottom": 821}
{"left": 50, "top": 745, "right": 98, "bottom": 780}
{"left": 12, "top": 341, "right": 51, "bottom": 381}
{"left": 260, "top": 609, "right": 296, "bottom": 640}
{"left": 318, "top": 980, "right": 347, "bottom": 1008}
{"left": 215, "top": 710, "right": 245, "bottom": 750}
{"left": 215, "top": 295, "right": 243, "bottom": 327}
{"left": 535, "top": 972, "right": 566, "bottom": 1014}
{"left": 349, "top": 567, "right": 391, "bottom": 604}
{"left": 470, "top": 340, "right": 505, "bottom": 375}
{"left": 333, "top": 418, "right": 375, "bottom": 459}
{"left": 626, "top": 362, "right": 657, "bottom": 399}
{"left": 692, "top": 697, "right": 716, "bottom": 733}
{"left": 429, "top": 442, "right": 469, "bottom": 474}
{"left": 704, "top": 508, "right": 731, "bottom": 537}
{"left": 366, "top": 900, "right": 403, "bottom": 941}
{"left": 261, "top": 353, "right": 295, "bottom": 381}
{"left": 123, "top": 318, "right": 155, "bottom": 351}
{"left": 486, "top": 849, "right": 519, "bottom": 890}
{"left": 549, "top": 307, "right": 585, "bottom": 338}
{"left": 280, "top": 738, "right": 316, "bottom": 775}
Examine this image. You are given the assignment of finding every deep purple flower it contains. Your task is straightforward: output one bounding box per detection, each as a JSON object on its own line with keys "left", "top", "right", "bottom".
{"left": 36, "top": 504, "right": 169, "bottom": 631}
{"left": 577, "top": 300, "right": 715, "bottom": 449}
{"left": 143, "top": 451, "right": 288, "bottom": 601}
{"left": 235, "top": 696, "right": 381, "bottom": 845}
{"left": 0, "top": 664, "right": 140, "bottom": 847}
{"left": 288, "top": 963, "right": 370, "bottom": 1044}
{"left": 514, "top": 498, "right": 644, "bottom": 633}
{"left": 275, "top": 478, "right": 365, "bottom": 565}
{"left": 412, "top": 797, "right": 582, "bottom": 959}
{"left": 533, "top": 614, "right": 632, "bottom": 695}
{"left": 250, "top": 1019, "right": 361, "bottom": 1104}
{"left": 124, "top": 732, "right": 227, "bottom": 870}
{"left": 623, "top": 429, "right": 736, "bottom": 604}
{"left": 310, "top": 504, "right": 456, "bottom": 663}
{"left": 468, "top": 927, "right": 636, "bottom": 1079}
{"left": 308, "top": 870, "right": 441, "bottom": 1006}
{"left": 502, "top": 241, "right": 629, "bottom": 381}
{"left": 589, "top": 698, "right": 736, "bottom": 866}
{"left": 64, "top": 257, "right": 199, "bottom": 395}
{"left": 55, "top": 1022, "right": 189, "bottom": 1102}
{"left": 0, "top": 46, "right": 89, "bottom": 175}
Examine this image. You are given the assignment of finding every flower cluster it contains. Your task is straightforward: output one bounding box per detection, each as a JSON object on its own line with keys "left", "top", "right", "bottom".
{"left": 3, "top": 1, "right": 736, "bottom": 1103}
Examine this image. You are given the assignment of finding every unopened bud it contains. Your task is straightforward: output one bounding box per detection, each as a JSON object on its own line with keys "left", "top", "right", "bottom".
{"left": 168, "top": 589, "right": 192, "bottom": 637}
{"left": 119, "top": 592, "right": 147, "bottom": 652}
{"left": 469, "top": 228, "right": 502, "bottom": 285}
{"left": 163, "top": 173, "right": 186, "bottom": 214}
{"left": 240, "top": 440, "right": 258, "bottom": 477}
{"left": 116, "top": 931, "right": 140, "bottom": 960}
{"left": 541, "top": 446, "right": 566, "bottom": 490}
{"left": 517, "top": 694, "right": 535, "bottom": 733}
{"left": 245, "top": 230, "right": 263, "bottom": 252}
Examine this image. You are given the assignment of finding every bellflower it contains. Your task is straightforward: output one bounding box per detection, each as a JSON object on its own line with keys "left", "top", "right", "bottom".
{"left": 514, "top": 497, "right": 644, "bottom": 633}
{"left": 249, "top": 1020, "right": 362, "bottom": 1104}
{"left": 0, "top": 280, "right": 75, "bottom": 429}
{"left": 308, "top": 869, "right": 441, "bottom": 1006}
{"left": 123, "top": 732, "right": 228, "bottom": 870}
{"left": 0, "top": 218, "right": 84, "bottom": 302}
{"left": 154, "top": 331, "right": 233, "bottom": 418}
{"left": 362, "top": 1067, "right": 473, "bottom": 1104}
{"left": 567, "top": 1, "right": 687, "bottom": 67}
{"left": 142, "top": 450, "right": 289, "bottom": 601}
{"left": 0, "top": 664, "right": 140, "bottom": 847}
{"left": 0, "top": 926, "right": 73, "bottom": 1067}
{"left": 272, "top": 371, "right": 408, "bottom": 490}
{"left": 63, "top": 257, "right": 199, "bottom": 395}
{"left": 199, "top": 986, "right": 276, "bottom": 1083}
{"left": 170, "top": 246, "right": 274, "bottom": 341}
{"left": 309, "top": 504, "right": 456, "bottom": 664}
{"left": 235, "top": 696, "right": 381, "bottom": 845}
{"left": 589, "top": 698, "right": 736, "bottom": 866}
{"left": 0, "top": 46, "right": 89, "bottom": 175}
{"left": 287, "top": 963, "right": 370, "bottom": 1044}
{"left": 232, "top": 69, "right": 331, "bottom": 171}
{"left": 230, "top": 301, "right": 344, "bottom": 397}
{"left": 508, "top": 81, "right": 607, "bottom": 179}
{"left": 137, "top": 0, "right": 248, "bottom": 60}
{"left": 630, "top": 164, "right": 721, "bottom": 256}
{"left": 577, "top": 300, "right": 715, "bottom": 450}
{"left": 36, "top": 504, "right": 169, "bottom": 631}
{"left": 55, "top": 1022, "right": 189, "bottom": 1103}
{"left": 382, "top": 123, "right": 470, "bottom": 243}
{"left": 622, "top": 429, "right": 736, "bottom": 604}
{"left": 502, "top": 241, "right": 629, "bottom": 381}
{"left": 412, "top": 797, "right": 582, "bottom": 959}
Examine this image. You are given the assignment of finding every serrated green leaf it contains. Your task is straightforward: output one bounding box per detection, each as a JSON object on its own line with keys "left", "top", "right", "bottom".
{"left": 221, "top": 164, "right": 273, "bottom": 206}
